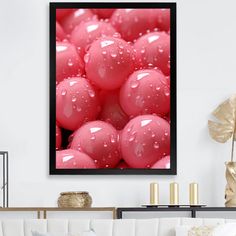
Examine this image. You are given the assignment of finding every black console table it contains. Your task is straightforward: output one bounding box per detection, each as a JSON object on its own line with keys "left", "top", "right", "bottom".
{"left": 117, "top": 207, "right": 236, "bottom": 219}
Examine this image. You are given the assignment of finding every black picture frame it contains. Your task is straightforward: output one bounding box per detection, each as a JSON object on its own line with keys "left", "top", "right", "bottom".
{"left": 50, "top": 2, "right": 177, "bottom": 175}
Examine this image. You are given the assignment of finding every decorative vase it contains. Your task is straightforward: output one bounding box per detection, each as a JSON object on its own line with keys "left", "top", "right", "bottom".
{"left": 225, "top": 162, "right": 236, "bottom": 207}
{"left": 58, "top": 191, "right": 92, "bottom": 208}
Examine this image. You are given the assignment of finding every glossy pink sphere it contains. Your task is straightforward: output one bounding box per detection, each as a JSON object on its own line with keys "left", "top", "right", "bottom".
{"left": 70, "top": 121, "right": 120, "bottom": 168}
{"left": 56, "top": 9, "right": 74, "bottom": 21}
{"left": 111, "top": 9, "right": 157, "bottom": 42}
{"left": 92, "top": 9, "right": 115, "bottom": 19}
{"left": 154, "top": 9, "right": 170, "bottom": 32}
{"left": 56, "top": 149, "right": 96, "bottom": 169}
{"left": 134, "top": 32, "right": 170, "bottom": 75}
{"left": 60, "top": 9, "right": 94, "bottom": 34}
{"left": 56, "top": 124, "right": 62, "bottom": 150}
{"left": 56, "top": 22, "right": 66, "bottom": 41}
{"left": 120, "top": 115, "right": 170, "bottom": 168}
{"left": 99, "top": 90, "right": 129, "bottom": 130}
{"left": 85, "top": 36, "right": 135, "bottom": 90}
{"left": 56, "top": 77, "right": 100, "bottom": 131}
{"left": 151, "top": 155, "right": 170, "bottom": 169}
{"left": 119, "top": 69, "right": 170, "bottom": 117}
{"left": 56, "top": 42, "right": 84, "bottom": 83}
{"left": 70, "top": 20, "right": 117, "bottom": 59}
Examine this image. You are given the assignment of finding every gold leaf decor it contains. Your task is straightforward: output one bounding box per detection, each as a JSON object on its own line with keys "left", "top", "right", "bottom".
{"left": 208, "top": 94, "right": 236, "bottom": 207}
{"left": 208, "top": 94, "right": 236, "bottom": 161}
{"left": 208, "top": 94, "right": 236, "bottom": 143}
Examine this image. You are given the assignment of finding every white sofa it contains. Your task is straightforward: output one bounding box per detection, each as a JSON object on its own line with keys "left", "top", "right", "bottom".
{"left": 0, "top": 218, "right": 236, "bottom": 236}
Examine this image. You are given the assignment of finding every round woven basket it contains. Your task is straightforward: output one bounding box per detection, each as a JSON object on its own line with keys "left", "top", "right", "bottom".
{"left": 58, "top": 191, "right": 92, "bottom": 208}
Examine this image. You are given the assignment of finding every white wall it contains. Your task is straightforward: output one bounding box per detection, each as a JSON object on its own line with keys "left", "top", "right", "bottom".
{"left": 0, "top": 0, "right": 235, "bottom": 208}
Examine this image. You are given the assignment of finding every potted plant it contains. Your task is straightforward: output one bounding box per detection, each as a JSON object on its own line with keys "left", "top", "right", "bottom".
{"left": 208, "top": 94, "right": 236, "bottom": 207}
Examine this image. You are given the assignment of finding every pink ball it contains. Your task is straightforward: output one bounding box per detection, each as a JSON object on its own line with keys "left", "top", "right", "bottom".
{"left": 70, "top": 121, "right": 121, "bottom": 168}
{"left": 151, "top": 155, "right": 170, "bottom": 169}
{"left": 56, "top": 9, "right": 74, "bottom": 21}
{"left": 56, "top": 149, "right": 96, "bottom": 169}
{"left": 56, "top": 77, "right": 100, "bottom": 131}
{"left": 85, "top": 36, "right": 135, "bottom": 90}
{"left": 70, "top": 20, "right": 117, "bottom": 59}
{"left": 56, "top": 124, "right": 62, "bottom": 150}
{"left": 99, "top": 90, "right": 129, "bottom": 130}
{"left": 56, "top": 42, "right": 84, "bottom": 83}
{"left": 134, "top": 32, "right": 170, "bottom": 75}
{"left": 92, "top": 9, "right": 115, "bottom": 19}
{"left": 120, "top": 115, "right": 170, "bottom": 168}
{"left": 119, "top": 69, "right": 170, "bottom": 117}
{"left": 56, "top": 22, "right": 66, "bottom": 41}
{"left": 110, "top": 9, "right": 157, "bottom": 42}
{"left": 154, "top": 9, "right": 170, "bottom": 32}
{"left": 60, "top": 9, "right": 95, "bottom": 34}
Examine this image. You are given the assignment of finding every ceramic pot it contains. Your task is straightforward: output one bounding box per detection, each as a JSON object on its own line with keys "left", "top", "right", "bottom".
{"left": 58, "top": 191, "right": 92, "bottom": 208}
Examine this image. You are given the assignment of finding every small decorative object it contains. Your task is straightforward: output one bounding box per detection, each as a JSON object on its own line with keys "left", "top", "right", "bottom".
{"left": 150, "top": 182, "right": 159, "bottom": 205}
{"left": 0, "top": 151, "right": 9, "bottom": 208}
{"left": 57, "top": 191, "right": 92, "bottom": 208}
{"left": 208, "top": 94, "right": 236, "bottom": 207}
{"left": 170, "top": 182, "right": 179, "bottom": 205}
{"left": 189, "top": 183, "right": 199, "bottom": 205}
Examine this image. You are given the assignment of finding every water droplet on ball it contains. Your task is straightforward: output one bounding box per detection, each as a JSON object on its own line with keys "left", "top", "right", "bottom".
{"left": 61, "top": 89, "right": 67, "bottom": 96}
{"left": 84, "top": 53, "right": 90, "bottom": 64}
{"left": 154, "top": 142, "right": 159, "bottom": 149}
{"left": 130, "top": 80, "right": 139, "bottom": 89}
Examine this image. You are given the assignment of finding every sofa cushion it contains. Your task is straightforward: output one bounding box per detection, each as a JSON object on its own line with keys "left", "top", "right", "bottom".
{"left": 0, "top": 218, "right": 236, "bottom": 236}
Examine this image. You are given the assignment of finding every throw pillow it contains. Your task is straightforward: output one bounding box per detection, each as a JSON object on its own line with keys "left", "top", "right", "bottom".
{"left": 176, "top": 223, "right": 236, "bottom": 236}
{"left": 214, "top": 223, "right": 236, "bottom": 236}
{"left": 176, "top": 225, "right": 216, "bottom": 236}
{"left": 188, "top": 225, "right": 216, "bottom": 236}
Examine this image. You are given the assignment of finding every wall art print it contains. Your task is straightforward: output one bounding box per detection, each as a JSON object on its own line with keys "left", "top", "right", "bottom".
{"left": 50, "top": 2, "right": 176, "bottom": 175}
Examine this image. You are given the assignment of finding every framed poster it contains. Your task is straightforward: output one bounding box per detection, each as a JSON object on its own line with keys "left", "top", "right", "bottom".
{"left": 50, "top": 2, "right": 176, "bottom": 175}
